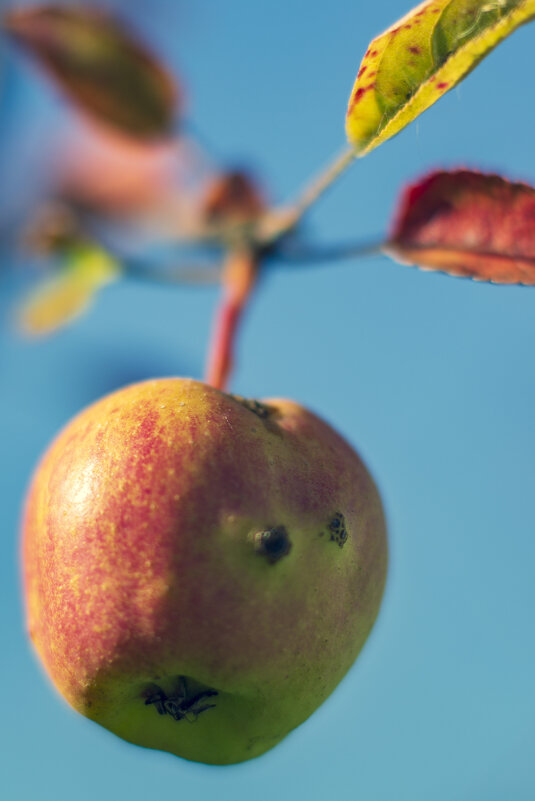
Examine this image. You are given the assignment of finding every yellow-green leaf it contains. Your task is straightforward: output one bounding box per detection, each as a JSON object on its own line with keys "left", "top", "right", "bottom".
{"left": 4, "top": 5, "right": 178, "bottom": 140}
{"left": 346, "top": 0, "right": 535, "bottom": 155}
{"left": 19, "top": 247, "right": 120, "bottom": 337}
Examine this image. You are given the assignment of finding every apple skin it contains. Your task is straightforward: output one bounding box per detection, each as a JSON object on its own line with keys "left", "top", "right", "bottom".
{"left": 22, "top": 378, "right": 387, "bottom": 765}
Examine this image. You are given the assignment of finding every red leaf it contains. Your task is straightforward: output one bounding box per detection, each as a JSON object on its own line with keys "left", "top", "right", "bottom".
{"left": 386, "top": 170, "right": 535, "bottom": 285}
{"left": 5, "top": 5, "right": 179, "bottom": 140}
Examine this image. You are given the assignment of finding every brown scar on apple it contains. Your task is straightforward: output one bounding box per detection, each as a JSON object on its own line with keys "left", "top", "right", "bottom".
{"left": 143, "top": 676, "right": 218, "bottom": 723}
{"left": 231, "top": 395, "right": 284, "bottom": 438}
{"left": 230, "top": 395, "right": 274, "bottom": 419}
{"left": 318, "top": 512, "right": 348, "bottom": 548}
{"left": 254, "top": 525, "right": 292, "bottom": 564}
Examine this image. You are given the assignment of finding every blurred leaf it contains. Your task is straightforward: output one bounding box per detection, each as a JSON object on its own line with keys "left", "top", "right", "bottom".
{"left": 19, "top": 246, "right": 121, "bottom": 336}
{"left": 5, "top": 4, "right": 178, "bottom": 139}
{"left": 200, "top": 171, "right": 266, "bottom": 226}
{"left": 385, "top": 169, "right": 535, "bottom": 284}
{"left": 346, "top": 0, "right": 535, "bottom": 155}
{"left": 59, "top": 126, "right": 181, "bottom": 216}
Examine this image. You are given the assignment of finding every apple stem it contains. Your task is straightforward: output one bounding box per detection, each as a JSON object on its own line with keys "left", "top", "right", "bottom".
{"left": 205, "top": 248, "right": 258, "bottom": 391}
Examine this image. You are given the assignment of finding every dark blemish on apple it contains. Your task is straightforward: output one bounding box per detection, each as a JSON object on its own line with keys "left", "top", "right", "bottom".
{"left": 144, "top": 676, "right": 217, "bottom": 723}
{"left": 230, "top": 394, "right": 283, "bottom": 437}
{"left": 326, "top": 513, "right": 348, "bottom": 548}
{"left": 254, "top": 526, "right": 291, "bottom": 564}
{"left": 231, "top": 394, "right": 273, "bottom": 420}
{"left": 437, "top": 82, "right": 449, "bottom": 90}
{"left": 144, "top": 687, "right": 167, "bottom": 715}
{"left": 408, "top": 45, "right": 421, "bottom": 55}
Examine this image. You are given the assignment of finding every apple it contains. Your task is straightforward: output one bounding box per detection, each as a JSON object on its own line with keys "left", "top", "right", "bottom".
{"left": 22, "top": 378, "right": 387, "bottom": 764}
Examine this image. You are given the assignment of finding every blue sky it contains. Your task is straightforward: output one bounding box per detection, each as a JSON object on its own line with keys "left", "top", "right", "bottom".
{"left": 1, "top": 1, "right": 534, "bottom": 799}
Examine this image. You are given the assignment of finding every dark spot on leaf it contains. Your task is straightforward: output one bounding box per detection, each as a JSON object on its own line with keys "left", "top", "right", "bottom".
{"left": 349, "top": 82, "right": 376, "bottom": 111}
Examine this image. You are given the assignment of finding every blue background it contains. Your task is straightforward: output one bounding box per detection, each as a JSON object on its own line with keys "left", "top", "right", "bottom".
{"left": 1, "top": 1, "right": 534, "bottom": 798}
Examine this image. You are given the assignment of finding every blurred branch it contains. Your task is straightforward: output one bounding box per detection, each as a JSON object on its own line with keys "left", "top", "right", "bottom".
{"left": 269, "top": 237, "right": 383, "bottom": 265}
{"left": 122, "top": 257, "right": 222, "bottom": 286}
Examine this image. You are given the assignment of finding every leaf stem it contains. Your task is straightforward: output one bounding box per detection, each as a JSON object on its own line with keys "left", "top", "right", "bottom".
{"left": 271, "top": 238, "right": 383, "bottom": 265}
{"left": 119, "top": 235, "right": 383, "bottom": 285}
{"left": 258, "top": 145, "right": 357, "bottom": 245}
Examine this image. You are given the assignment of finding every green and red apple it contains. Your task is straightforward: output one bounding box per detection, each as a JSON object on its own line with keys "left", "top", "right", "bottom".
{"left": 22, "top": 378, "right": 387, "bottom": 764}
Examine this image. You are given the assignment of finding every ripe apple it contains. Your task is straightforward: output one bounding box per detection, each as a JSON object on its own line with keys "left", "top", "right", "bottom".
{"left": 22, "top": 378, "right": 387, "bottom": 764}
